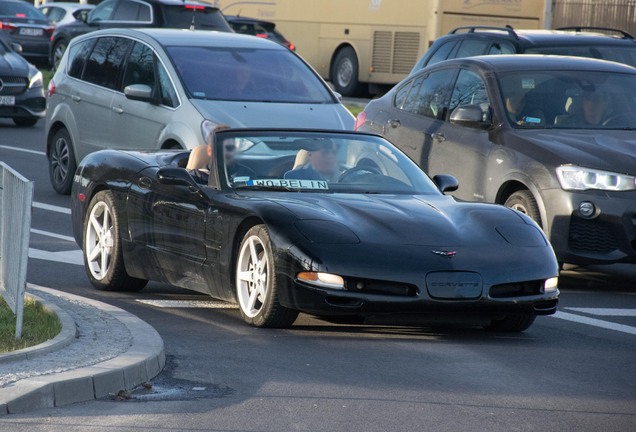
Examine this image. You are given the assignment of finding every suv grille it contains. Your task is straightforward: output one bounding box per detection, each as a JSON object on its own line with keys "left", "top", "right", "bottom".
{"left": 372, "top": 31, "right": 420, "bottom": 74}
{"left": 0, "top": 76, "right": 28, "bottom": 96}
{"left": 568, "top": 218, "right": 618, "bottom": 252}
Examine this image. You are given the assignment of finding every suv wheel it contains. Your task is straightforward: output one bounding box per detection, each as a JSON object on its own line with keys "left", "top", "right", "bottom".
{"left": 49, "top": 128, "right": 76, "bottom": 195}
{"left": 52, "top": 39, "right": 68, "bottom": 70}
{"left": 504, "top": 190, "right": 541, "bottom": 227}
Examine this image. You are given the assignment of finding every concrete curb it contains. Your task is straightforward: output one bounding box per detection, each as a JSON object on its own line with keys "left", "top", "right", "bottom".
{"left": 0, "top": 285, "right": 165, "bottom": 415}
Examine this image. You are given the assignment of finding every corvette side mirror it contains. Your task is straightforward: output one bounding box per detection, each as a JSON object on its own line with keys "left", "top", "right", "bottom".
{"left": 157, "top": 167, "right": 197, "bottom": 187}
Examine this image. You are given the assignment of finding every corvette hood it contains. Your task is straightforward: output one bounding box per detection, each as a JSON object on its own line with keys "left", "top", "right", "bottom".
{"left": 190, "top": 100, "right": 354, "bottom": 129}
{"left": 516, "top": 129, "right": 636, "bottom": 173}
{"left": 266, "top": 193, "right": 536, "bottom": 247}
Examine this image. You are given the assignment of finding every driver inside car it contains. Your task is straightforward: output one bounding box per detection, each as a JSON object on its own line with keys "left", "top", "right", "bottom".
{"left": 284, "top": 138, "right": 343, "bottom": 181}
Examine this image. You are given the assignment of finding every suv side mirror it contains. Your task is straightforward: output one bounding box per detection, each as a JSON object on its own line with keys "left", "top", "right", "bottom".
{"left": 450, "top": 105, "right": 492, "bottom": 129}
{"left": 10, "top": 42, "right": 22, "bottom": 53}
{"left": 432, "top": 174, "right": 459, "bottom": 193}
{"left": 124, "top": 84, "right": 154, "bottom": 103}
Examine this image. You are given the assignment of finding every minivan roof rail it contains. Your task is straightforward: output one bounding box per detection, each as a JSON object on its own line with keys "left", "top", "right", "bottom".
{"left": 556, "top": 27, "right": 635, "bottom": 39}
{"left": 449, "top": 26, "right": 519, "bottom": 40}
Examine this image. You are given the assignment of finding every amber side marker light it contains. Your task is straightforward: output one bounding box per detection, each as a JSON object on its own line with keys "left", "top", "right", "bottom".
{"left": 297, "top": 272, "right": 345, "bottom": 289}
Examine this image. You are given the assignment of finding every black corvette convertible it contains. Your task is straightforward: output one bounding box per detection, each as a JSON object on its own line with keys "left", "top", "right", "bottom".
{"left": 70, "top": 129, "right": 559, "bottom": 331}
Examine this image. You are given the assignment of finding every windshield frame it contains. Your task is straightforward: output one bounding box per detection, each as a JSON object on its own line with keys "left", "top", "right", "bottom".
{"left": 210, "top": 129, "right": 445, "bottom": 196}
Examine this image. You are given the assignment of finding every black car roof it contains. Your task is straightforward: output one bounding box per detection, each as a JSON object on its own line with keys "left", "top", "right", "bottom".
{"left": 432, "top": 54, "right": 636, "bottom": 74}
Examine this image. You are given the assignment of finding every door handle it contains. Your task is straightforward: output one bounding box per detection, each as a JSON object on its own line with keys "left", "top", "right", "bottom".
{"left": 431, "top": 132, "right": 446, "bottom": 142}
{"left": 387, "top": 119, "right": 401, "bottom": 128}
{"left": 112, "top": 106, "right": 124, "bottom": 114}
{"left": 71, "top": 95, "right": 81, "bottom": 102}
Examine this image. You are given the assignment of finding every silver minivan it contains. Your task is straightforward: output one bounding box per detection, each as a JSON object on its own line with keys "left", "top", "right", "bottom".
{"left": 45, "top": 28, "right": 354, "bottom": 194}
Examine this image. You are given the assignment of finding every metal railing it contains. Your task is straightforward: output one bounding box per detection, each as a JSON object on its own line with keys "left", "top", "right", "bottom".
{"left": 0, "top": 163, "right": 34, "bottom": 339}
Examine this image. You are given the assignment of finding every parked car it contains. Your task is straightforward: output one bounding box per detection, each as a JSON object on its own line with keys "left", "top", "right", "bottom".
{"left": 48, "top": 0, "right": 232, "bottom": 69}
{"left": 411, "top": 26, "right": 636, "bottom": 73}
{"left": 70, "top": 128, "right": 559, "bottom": 331}
{"left": 0, "top": 0, "right": 53, "bottom": 64}
{"left": 225, "top": 15, "right": 295, "bottom": 51}
{"left": 0, "top": 33, "right": 45, "bottom": 127}
{"left": 356, "top": 55, "right": 636, "bottom": 266}
{"left": 38, "top": 2, "right": 95, "bottom": 27}
{"left": 46, "top": 28, "right": 354, "bottom": 194}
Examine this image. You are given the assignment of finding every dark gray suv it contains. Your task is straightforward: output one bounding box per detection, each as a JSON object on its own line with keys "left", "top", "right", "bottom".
{"left": 49, "top": 0, "right": 232, "bottom": 68}
{"left": 357, "top": 55, "right": 636, "bottom": 266}
{"left": 412, "top": 26, "right": 636, "bottom": 73}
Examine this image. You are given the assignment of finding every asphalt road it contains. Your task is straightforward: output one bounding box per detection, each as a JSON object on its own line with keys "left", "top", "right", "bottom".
{"left": 1, "top": 120, "right": 635, "bottom": 431}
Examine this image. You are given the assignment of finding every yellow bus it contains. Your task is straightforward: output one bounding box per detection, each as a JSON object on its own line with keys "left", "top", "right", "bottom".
{"left": 214, "top": 0, "right": 550, "bottom": 96}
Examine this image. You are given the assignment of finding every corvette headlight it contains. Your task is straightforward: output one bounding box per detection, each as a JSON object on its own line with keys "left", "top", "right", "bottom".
{"left": 297, "top": 272, "right": 345, "bottom": 289}
{"left": 544, "top": 277, "right": 558, "bottom": 293}
{"left": 556, "top": 166, "right": 636, "bottom": 191}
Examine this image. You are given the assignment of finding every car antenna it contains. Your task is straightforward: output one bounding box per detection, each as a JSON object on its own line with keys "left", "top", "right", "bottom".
{"left": 189, "top": 2, "right": 197, "bottom": 31}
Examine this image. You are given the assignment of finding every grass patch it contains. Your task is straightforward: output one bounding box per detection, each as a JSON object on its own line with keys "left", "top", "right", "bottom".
{"left": 41, "top": 68, "right": 55, "bottom": 89}
{"left": 0, "top": 296, "right": 61, "bottom": 354}
{"left": 345, "top": 104, "right": 364, "bottom": 118}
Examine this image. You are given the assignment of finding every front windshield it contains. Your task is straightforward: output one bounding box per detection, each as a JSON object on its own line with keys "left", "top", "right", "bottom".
{"left": 167, "top": 46, "right": 334, "bottom": 103}
{"left": 499, "top": 70, "right": 636, "bottom": 129}
{"left": 214, "top": 131, "right": 442, "bottom": 195}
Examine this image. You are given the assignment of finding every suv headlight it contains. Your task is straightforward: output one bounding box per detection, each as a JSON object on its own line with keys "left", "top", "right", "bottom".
{"left": 28, "top": 70, "right": 43, "bottom": 89}
{"left": 556, "top": 166, "right": 636, "bottom": 191}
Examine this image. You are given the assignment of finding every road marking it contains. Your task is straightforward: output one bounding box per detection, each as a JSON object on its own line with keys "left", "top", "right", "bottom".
{"left": 31, "top": 228, "right": 75, "bottom": 242}
{"left": 28, "top": 248, "right": 83, "bottom": 266}
{"left": 33, "top": 201, "right": 71, "bottom": 214}
{"left": 552, "top": 311, "right": 636, "bottom": 336}
{"left": 0, "top": 145, "right": 46, "bottom": 156}
{"left": 565, "top": 307, "right": 636, "bottom": 317}
{"left": 136, "top": 299, "right": 238, "bottom": 309}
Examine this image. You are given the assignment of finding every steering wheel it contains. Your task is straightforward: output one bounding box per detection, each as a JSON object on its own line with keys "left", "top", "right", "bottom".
{"left": 602, "top": 112, "right": 636, "bottom": 126}
{"left": 336, "top": 166, "right": 382, "bottom": 182}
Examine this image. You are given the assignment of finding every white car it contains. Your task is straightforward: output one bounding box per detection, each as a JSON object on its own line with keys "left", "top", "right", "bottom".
{"left": 45, "top": 28, "right": 354, "bottom": 194}
{"left": 38, "top": 2, "right": 95, "bottom": 27}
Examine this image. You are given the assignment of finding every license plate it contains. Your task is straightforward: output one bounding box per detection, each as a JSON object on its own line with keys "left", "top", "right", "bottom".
{"left": 0, "top": 96, "right": 15, "bottom": 106}
{"left": 19, "top": 28, "right": 43, "bottom": 36}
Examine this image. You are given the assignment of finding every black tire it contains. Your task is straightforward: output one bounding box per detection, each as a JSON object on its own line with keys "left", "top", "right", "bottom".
{"left": 485, "top": 314, "right": 536, "bottom": 332}
{"left": 48, "top": 128, "right": 76, "bottom": 195}
{"left": 83, "top": 190, "right": 148, "bottom": 292}
{"left": 331, "top": 46, "right": 363, "bottom": 97}
{"left": 13, "top": 117, "right": 39, "bottom": 127}
{"left": 504, "top": 189, "right": 541, "bottom": 227}
{"left": 52, "top": 39, "right": 68, "bottom": 70}
{"left": 235, "top": 225, "right": 299, "bottom": 328}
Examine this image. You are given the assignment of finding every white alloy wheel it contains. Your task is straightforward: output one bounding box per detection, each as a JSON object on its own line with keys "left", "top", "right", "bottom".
{"left": 85, "top": 200, "right": 114, "bottom": 281}
{"left": 235, "top": 225, "right": 298, "bottom": 327}
{"left": 236, "top": 233, "right": 270, "bottom": 318}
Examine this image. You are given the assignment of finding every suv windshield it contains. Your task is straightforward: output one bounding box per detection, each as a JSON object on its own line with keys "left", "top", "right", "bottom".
{"left": 215, "top": 132, "right": 442, "bottom": 195}
{"left": 168, "top": 46, "right": 334, "bottom": 103}
{"left": 499, "top": 70, "right": 636, "bottom": 130}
